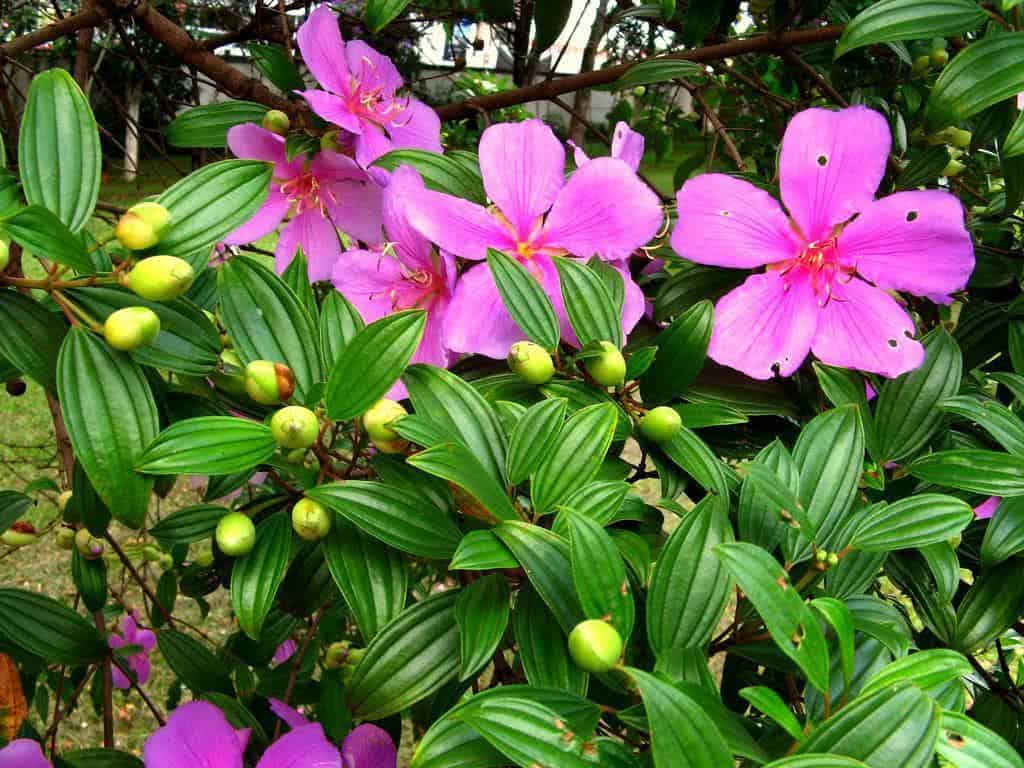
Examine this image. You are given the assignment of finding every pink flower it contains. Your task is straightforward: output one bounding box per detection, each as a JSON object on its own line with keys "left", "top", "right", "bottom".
{"left": 671, "top": 107, "right": 974, "bottom": 380}
{"left": 273, "top": 639, "right": 298, "bottom": 666}
{"left": 269, "top": 699, "right": 397, "bottom": 768}
{"left": 224, "top": 123, "right": 384, "bottom": 281}
{"left": 332, "top": 166, "right": 456, "bottom": 396}
{"left": 403, "top": 119, "right": 664, "bottom": 358}
{"left": 570, "top": 121, "right": 645, "bottom": 172}
{"left": 297, "top": 6, "right": 442, "bottom": 167}
{"left": 0, "top": 740, "right": 50, "bottom": 768}
{"left": 975, "top": 496, "right": 1000, "bottom": 519}
{"left": 108, "top": 611, "right": 156, "bottom": 690}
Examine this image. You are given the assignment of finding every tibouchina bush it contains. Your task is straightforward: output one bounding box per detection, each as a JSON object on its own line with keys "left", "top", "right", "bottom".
{"left": 1, "top": 2, "right": 1024, "bottom": 767}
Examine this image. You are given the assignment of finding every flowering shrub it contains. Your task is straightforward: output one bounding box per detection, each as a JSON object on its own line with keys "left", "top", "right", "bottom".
{"left": 1, "top": 2, "right": 1024, "bottom": 768}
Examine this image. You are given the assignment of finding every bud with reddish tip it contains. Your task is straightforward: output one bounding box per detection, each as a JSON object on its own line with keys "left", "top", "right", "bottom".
{"left": 291, "top": 498, "right": 331, "bottom": 542}
{"left": 639, "top": 406, "right": 681, "bottom": 444}
{"left": 215, "top": 512, "right": 256, "bottom": 556}
{"left": 2, "top": 521, "right": 37, "bottom": 548}
{"left": 104, "top": 306, "right": 161, "bottom": 351}
{"left": 507, "top": 341, "right": 554, "bottom": 385}
{"left": 127, "top": 255, "right": 195, "bottom": 302}
{"left": 244, "top": 360, "right": 296, "bottom": 405}
{"left": 363, "top": 399, "right": 407, "bottom": 443}
{"left": 55, "top": 527, "right": 76, "bottom": 551}
{"left": 271, "top": 405, "right": 319, "bottom": 449}
{"left": 262, "top": 109, "right": 290, "bottom": 136}
{"left": 75, "top": 528, "right": 104, "bottom": 560}
{"left": 586, "top": 341, "right": 626, "bottom": 388}
{"left": 568, "top": 619, "right": 623, "bottom": 673}
{"left": 116, "top": 202, "right": 171, "bottom": 250}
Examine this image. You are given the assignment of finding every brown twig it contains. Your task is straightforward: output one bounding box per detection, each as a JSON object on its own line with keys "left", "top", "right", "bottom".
{"left": 94, "top": 611, "right": 115, "bottom": 748}
{"left": 275, "top": 607, "right": 328, "bottom": 739}
{"left": 684, "top": 80, "right": 746, "bottom": 172}
{"left": 781, "top": 49, "right": 848, "bottom": 107}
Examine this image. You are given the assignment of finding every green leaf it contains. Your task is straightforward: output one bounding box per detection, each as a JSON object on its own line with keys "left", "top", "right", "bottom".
{"left": 513, "top": 583, "right": 588, "bottom": 695}
{"left": 908, "top": 449, "right": 1024, "bottom": 496}
{"left": 326, "top": 310, "right": 425, "bottom": 420}
{"left": 165, "top": 101, "right": 269, "bottom": 148}
{"left": 373, "top": 150, "right": 485, "bottom": 203}
{"left": 936, "top": 711, "right": 1024, "bottom": 768}
{"left": 532, "top": 403, "right": 618, "bottom": 514}
{"left": 57, "top": 328, "right": 157, "bottom": 529}
{"left": 0, "top": 491, "right": 33, "bottom": 535}
{"left": 18, "top": 68, "right": 99, "bottom": 232}
{"left": 231, "top": 513, "right": 291, "bottom": 640}
{"left": 812, "top": 597, "right": 856, "bottom": 689}
{"left": 554, "top": 257, "right": 622, "bottom": 347}
{"left": 449, "top": 529, "right": 518, "bottom": 570}
{"left": 813, "top": 363, "right": 877, "bottom": 458}
{"left": 487, "top": 248, "right": 560, "bottom": 350}
{"left": 456, "top": 574, "right": 510, "bottom": 680}
{"left": 740, "top": 686, "right": 805, "bottom": 742}
{"left": 796, "top": 683, "right": 939, "bottom": 768}
{"left": 851, "top": 494, "right": 974, "bottom": 551}
{"left": 407, "top": 442, "right": 519, "bottom": 522}
{"left": 835, "top": 0, "right": 985, "bottom": 59}
{"left": 954, "top": 559, "right": 1024, "bottom": 651}
{"left": 506, "top": 397, "right": 567, "bottom": 485}
{"left": 54, "top": 749, "right": 143, "bottom": 768}
{"left": 322, "top": 521, "right": 407, "bottom": 642}
{"left": 0, "top": 588, "right": 107, "bottom": 663}
{"left": 137, "top": 416, "right": 276, "bottom": 475}
{"left": 639, "top": 300, "right": 713, "bottom": 406}
{"left": 71, "top": 548, "right": 107, "bottom": 613}
{"left": 739, "top": 439, "right": 799, "bottom": 552}
{"left": 874, "top": 329, "right": 962, "bottom": 463}
{"left": 218, "top": 255, "right": 322, "bottom": 404}
{"left": 647, "top": 495, "right": 733, "bottom": 654}
{"left": 150, "top": 504, "right": 228, "bottom": 546}
{"left": 980, "top": 496, "right": 1024, "bottom": 566}
{"left": 926, "top": 33, "right": 1024, "bottom": 129}
{"left": 533, "top": 0, "right": 573, "bottom": 52}
{"left": 157, "top": 160, "right": 272, "bottom": 257}
{"left": 248, "top": 44, "right": 305, "bottom": 94}
{"left": 554, "top": 481, "right": 630, "bottom": 532}
{"left": 0, "top": 289, "right": 66, "bottom": 390}
{"left": 716, "top": 542, "right": 831, "bottom": 692}
{"left": 860, "top": 649, "right": 972, "bottom": 698}
{"left": 1003, "top": 107, "right": 1024, "bottom": 159}
{"left": 660, "top": 425, "right": 732, "bottom": 498}
{"left": 157, "top": 629, "right": 234, "bottom": 694}
{"left": 319, "top": 291, "right": 364, "bottom": 372}
{"left": 940, "top": 395, "right": 1024, "bottom": 456}
{"left": 307, "top": 481, "right": 461, "bottom": 559}
{"left": 568, "top": 512, "right": 634, "bottom": 638}
{"left": 495, "top": 521, "right": 584, "bottom": 633}
{"left": 364, "top": 0, "right": 413, "bottom": 31}
{"left": 606, "top": 58, "right": 706, "bottom": 90}
{"left": 346, "top": 590, "right": 460, "bottom": 719}
{"left": 2, "top": 205, "right": 94, "bottom": 273}
{"left": 627, "top": 667, "right": 733, "bottom": 768}
{"left": 763, "top": 758, "right": 869, "bottom": 768}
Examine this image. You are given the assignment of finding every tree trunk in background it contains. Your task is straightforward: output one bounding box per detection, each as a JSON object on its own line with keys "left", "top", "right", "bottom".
{"left": 74, "top": 0, "right": 96, "bottom": 90}
{"left": 124, "top": 81, "right": 142, "bottom": 182}
{"left": 570, "top": 0, "right": 610, "bottom": 146}
{"left": 512, "top": 0, "right": 536, "bottom": 86}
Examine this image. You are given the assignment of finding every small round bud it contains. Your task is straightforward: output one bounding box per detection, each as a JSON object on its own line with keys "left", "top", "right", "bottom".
{"left": 632, "top": 85, "right": 646, "bottom": 97}
{"left": 262, "top": 109, "right": 290, "bottom": 136}
{"left": 912, "top": 54, "right": 931, "bottom": 75}
{"left": 373, "top": 438, "right": 409, "bottom": 454}
{"left": 639, "top": 406, "right": 681, "bottom": 444}
{"left": 193, "top": 541, "right": 214, "bottom": 567}
{"left": 143, "top": 545, "right": 162, "bottom": 563}
{"left": 948, "top": 533, "right": 962, "bottom": 550}
{"left": 55, "top": 527, "right": 76, "bottom": 551}
{"left": 340, "top": 647, "right": 365, "bottom": 684}
{"left": 285, "top": 448, "right": 307, "bottom": 464}
{"left": 104, "top": 306, "right": 161, "bottom": 351}
{"left": 271, "top": 406, "right": 319, "bottom": 449}
{"left": 5, "top": 379, "right": 25, "bottom": 397}
{"left": 586, "top": 341, "right": 626, "bottom": 388}
{"left": 128, "top": 255, "right": 195, "bottom": 302}
{"left": 942, "top": 158, "right": 966, "bottom": 177}
{"left": 2, "top": 521, "right": 37, "bottom": 548}
{"left": 0, "top": 238, "right": 9, "bottom": 271}
{"left": 324, "top": 641, "right": 350, "bottom": 669}
{"left": 116, "top": 202, "right": 171, "bottom": 250}
{"left": 244, "top": 360, "right": 296, "bottom": 405}
{"left": 826, "top": 552, "right": 840, "bottom": 567}
{"left": 949, "top": 128, "right": 972, "bottom": 149}
{"left": 75, "top": 528, "right": 104, "bottom": 560}
{"left": 320, "top": 130, "right": 343, "bottom": 153}
{"left": 57, "top": 490, "right": 73, "bottom": 512}
{"left": 507, "top": 341, "right": 555, "bottom": 385}
{"left": 159, "top": 553, "right": 174, "bottom": 569}
{"left": 363, "top": 399, "right": 408, "bottom": 443}
{"left": 568, "top": 619, "right": 623, "bottom": 673}
{"left": 215, "top": 512, "right": 256, "bottom": 557}
{"left": 930, "top": 48, "right": 949, "bottom": 68}
{"left": 291, "top": 498, "right": 331, "bottom": 542}
{"left": 815, "top": 549, "right": 829, "bottom": 562}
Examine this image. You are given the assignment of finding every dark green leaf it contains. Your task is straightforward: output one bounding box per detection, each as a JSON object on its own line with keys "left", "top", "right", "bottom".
{"left": 449, "top": 530, "right": 518, "bottom": 570}
{"left": 231, "top": 514, "right": 291, "bottom": 640}
{"left": 908, "top": 449, "right": 1024, "bottom": 496}
{"left": 487, "top": 248, "right": 560, "bottom": 350}
{"left": 980, "top": 496, "right": 1024, "bottom": 566}
{"left": 0, "top": 290, "right": 66, "bottom": 390}
{"left": 533, "top": 0, "right": 573, "bottom": 52}
{"left": 851, "top": 494, "right": 973, "bottom": 551}
{"left": 319, "top": 291, "right": 364, "bottom": 372}
{"left": 248, "top": 44, "right": 305, "bottom": 94}
{"left": 0, "top": 588, "right": 106, "bottom": 663}
{"left": 954, "top": 559, "right": 1024, "bottom": 651}
{"left": 455, "top": 574, "right": 509, "bottom": 680}
{"left": 407, "top": 442, "right": 518, "bottom": 522}
{"left": 608, "top": 58, "right": 706, "bottom": 89}
{"left": 568, "top": 512, "right": 634, "bottom": 638}
{"left": 835, "top": 0, "right": 985, "bottom": 59}
{"left": 2, "top": 205, "right": 93, "bottom": 273}
{"left": 936, "top": 711, "right": 1024, "bottom": 768}
{"left": 165, "top": 101, "right": 269, "bottom": 148}
{"left": 157, "top": 629, "right": 233, "bottom": 694}
{"left": 513, "top": 584, "right": 588, "bottom": 695}
{"left": 137, "top": 417, "right": 276, "bottom": 475}
{"left": 926, "top": 33, "right": 1024, "bottom": 129}
{"left": 640, "top": 300, "right": 713, "bottom": 406}
{"left": 506, "top": 398, "right": 567, "bottom": 484}
{"left": 554, "top": 257, "right": 622, "bottom": 347}
{"left": 365, "top": 0, "right": 414, "bottom": 31}
{"left": 373, "top": 150, "right": 485, "bottom": 204}
{"left": 532, "top": 403, "right": 618, "bottom": 514}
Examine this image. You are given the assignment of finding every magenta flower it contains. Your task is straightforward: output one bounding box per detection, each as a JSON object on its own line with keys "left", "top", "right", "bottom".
{"left": 671, "top": 107, "right": 974, "bottom": 380}
{"left": 108, "top": 611, "right": 156, "bottom": 690}
{"left": 224, "top": 123, "right": 384, "bottom": 281}
{"left": 0, "top": 740, "right": 50, "bottom": 768}
{"left": 297, "top": 6, "right": 442, "bottom": 166}
{"left": 975, "top": 496, "right": 1000, "bottom": 519}
{"left": 270, "top": 698, "right": 398, "bottom": 768}
{"left": 332, "top": 166, "right": 456, "bottom": 395}
{"left": 569, "top": 121, "right": 645, "bottom": 172}
{"left": 273, "top": 639, "right": 298, "bottom": 666}
{"left": 403, "top": 119, "right": 664, "bottom": 358}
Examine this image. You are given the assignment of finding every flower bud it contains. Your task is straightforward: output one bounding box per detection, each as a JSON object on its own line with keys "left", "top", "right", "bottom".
{"left": 942, "top": 158, "right": 966, "bottom": 177}
{"left": 143, "top": 545, "right": 162, "bottom": 563}
{"left": 638, "top": 406, "right": 681, "bottom": 444}
{"left": 75, "top": 528, "right": 104, "bottom": 560}
{"left": 214, "top": 349, "right": 247, "bottom": 397}
{"left": 57, "top": 490, "right": 73, "bottom": 513}
{"left": 826, "top": 552, "right": 840, "bottom": 567}
{"left": 55, "top": 527, "right": 76, "bottom": 551}
{"left": 159, "top": 553, "right": 174, "bottom": 569}
{"left": 127, "top": 255, "right": 195, "bottom": 302}
{"left": 104, "top": 306, "right": 161, "bottom": 351}
{"left": 363, "top": 399, "right": 408, "bottom": 443}
{"left": 507, "top": 341, "right": 554, "bottom": 385}
{"left": 340, "top": 647, "right": 365, "bottom": 685}
{"left": 271, "top": 405, "right": 319, "bottom": 449}
{"left": 0, "top": 238, "right": 9, "bottom": 271}
{"left": 373, "top": 438, "right": 409, "bottom": 454}
{"left": 912, "top": 54, "right": 931, "bottom": 75}
{"left": 244, "top": 360, "right": 296, "bottom": 405}
{"left": 949, "top": 128, "right": 972, "bottom": 149}
{"left": 586, "top": 341, "right": 626, "bottom": 388}
{"left": 193, "top": 541, "right": 214, "bottom": 567}
{"left": 215, "top": 512, "right": 256, "bottom": 557}
{"left": 291, "top": 498, "right": 331, "bottom": 542}
{"left": 930, "top": 48, "right": 949, "bottom": 68}
{"left": 632, "top": 86, "right": 646, "bottom": 97}
{"left": 116, "top": 202, "right": 171, "bottom": 250}
{"left": 2, "top": 521, "right": 37, "bottom": 548}
{"left": 568, "top": 619, "right": 623, "bottom": 673}
{"left": 262, "top": 109, "right": 290, "bottom": 136}
{"left": 324, "top": 641, "right": 351, "bottom": 669}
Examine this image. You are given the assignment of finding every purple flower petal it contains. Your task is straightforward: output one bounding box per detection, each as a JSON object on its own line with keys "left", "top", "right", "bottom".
{"left": 404, "top": 188, "right": 514, "bottom": 260}
{"left": 143, "top": 701, "right": 245, "bottom": 768}
{"left": 268, "top": 697, "right": 310, "bottom": 730}
{"left": 442, "top": 262, "right": 528, "bottom": 358}
{"left": 345, "top": 40, "right": 403, "bottom": 98}
{"left": 567, "top": 139, "right": 590, "bottom": 167}
{"left": 354, "top": 122, "right": 397, "bottom": 167}
{"left": 671, "top": 173, "right": 801, "bottom": 269}
{"left": 112, "top": 663, "right": 131, "bottom": 690}
{"left": 838, "top": 189, "right": 974, "bottom": 298}
{"left": 0, "top": 739, "right": 50, "bottom": 768}
{"left": 301, "top": 90, "right": 364, "bottom": 136}
{"left": 276, "top": 210, "right": 342, "bottom": 281}
{"left": 273, "top": 639, "right": 298, "bottom": 666}
{"left": 611, "top": 121, "right": 644, "bottom": 171}
{"left": 382, "top": 167, "right": 432, "bottom": 267}
{"left": 811, "top": 277, "right": 924, "bottom": 379}
{"left": 975, "top": 496, "right": 1001, "bottom": 519}
{"left": 331, "top": 248, "right": 406, "bottom": 324}
{"left": 610, "top": 260, "right": 646, "bottom": 339}
{"left": 223, "top": 189, "right": 290, "bottom": 247}
{"left": 132, "top": 654, "right": 152, "bottom": 687}
{"left": 324, "top": 177, "right": 385, "bottom": 246}
{"left": 296, "top": 6, "right": 351, "bottom": 97}
{"left": 255, "top": 724, "right": 341, "bottom": 768}
{"left": 779, "top": 106, "right": 890, "bottom": 242}
{"left": 341, "top": 724, "right": 397, "bottom": 768}
{"left": 386, "top": 99, "right": 443, "bottom": 155}
{"left": 227, "top": 124, "right": 301, "bottom": 180}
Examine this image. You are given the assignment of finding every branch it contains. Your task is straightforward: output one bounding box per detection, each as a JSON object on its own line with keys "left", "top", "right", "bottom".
{"left": 0, "top": 6, "right": 110, "bottom": 61}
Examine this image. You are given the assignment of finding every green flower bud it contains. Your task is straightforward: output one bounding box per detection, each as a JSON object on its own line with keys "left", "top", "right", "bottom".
{"left": 586, "top": 341, "right": 626, "bottom": 388}
{"left": 104, "top": 306, "right": 161, "bottom": 351}
{"left": 507, "top": 341, "right": 554, "bottom": 385}
{"left": 826, "top": 552, "right": 840, "bottom": 567}
{"left": 568, "top": 619, "right": 623, "bottom": 673}
{"left": 632, "top": 86, "right": 646, "bottom": 97}
{"left": 949, "top": 128, "right": 972, "bottom": 149}
{"left": 284, "top": 448, "right": 307, "bottom": 464}
{"left": 55, "top": 527, "right": 76, "bottom": 551}
{"left": 262, "top": 109, "right": 291, "bottom": 136}
{"left": 638, "top": 406, "right": 681, "bottom": 444}
{"left": 75, "top": 528, "right": 104, "bottom": 560}
{"left": 363, "top": 398, "right": 408, "bottom": 443}
{"left": 291, "top": 498, "right": 331, "bottom": 542}
{"left": 912, "top": 54, "right": 931, "bottom": 75}
{"left": 815, "top": 549, "right": 829, "bottom": 562}
{"left": 193, "top": 541, "right": 214, "bottom": 567}
{"left": 948, "top": 533, "right": 962, "bottom": 550}
{"left": 127, "top": 255, "right": 195, "bottom": 301}
{"left": 244, "top": 360, "right": 296, "bottom": 405}
{"left": 215, "top": 512, "right": 256, "bottom": 557}
{"left": 57, "top": 490, "right": 73, "bottom": 513}
{"left": 143, "top": 545, "right": 162, "bottom": 563}
{"left": 271, "top": 405, "right": 320, "bottom": 449}
{"left": 374, "top": 438, "right": 408, "bottom": 454}
{"left": 0, "top": 239, "right": 9, "bottom": 272}
{"left": 324, "top": 641, "right": 351, "bottom": 669}
{"left": 930, "top": 48, "right": 949, "bottom": 68}
{"left": 2, "top": 522, "right": 37, "bottom": 548}
{"left": 321, "top": 130, "right": 343, "bottom": 153}
{"left": 159, "top": 553, "right": 174, "bottom": 569}
{"left": 214, "top": 349, "right": 247, "bottom": 397}
{"left": 340, "top": 647, "right": 365, "bottom": 685}
{"left": 116, "top": 202, "right": 171, "bottom": 250}
{"left": 942, "top": 158, "right": 966, "bottom": 177}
